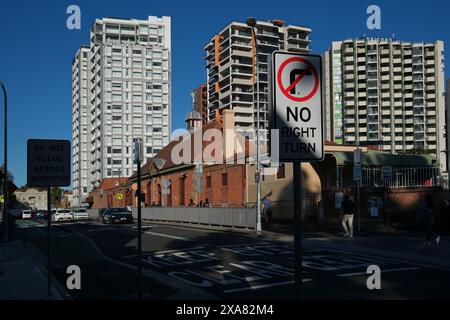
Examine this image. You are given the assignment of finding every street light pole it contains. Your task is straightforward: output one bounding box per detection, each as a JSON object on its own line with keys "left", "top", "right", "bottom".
{"left": 247, "top": 17, "right": 262, "bottom": 233}
{"left": 0, "top": 81, "right": 8, "bottom": 241}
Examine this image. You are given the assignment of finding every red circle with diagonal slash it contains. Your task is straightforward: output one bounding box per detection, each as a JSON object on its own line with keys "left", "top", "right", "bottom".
{"left": 277, "top": 56, "right": 319, "bottom": 102}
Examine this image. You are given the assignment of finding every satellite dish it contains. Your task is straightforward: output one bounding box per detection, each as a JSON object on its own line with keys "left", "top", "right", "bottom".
{"left": 153, "top": 158, "right": 166, "bottom": 170}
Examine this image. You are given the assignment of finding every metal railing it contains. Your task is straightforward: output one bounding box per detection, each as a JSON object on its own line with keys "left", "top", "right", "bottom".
{"left": 327, "top": 166, "right": 442, "bottom": 190}
{"left": 132, "top": 207, "right": 256, "bottom": 230}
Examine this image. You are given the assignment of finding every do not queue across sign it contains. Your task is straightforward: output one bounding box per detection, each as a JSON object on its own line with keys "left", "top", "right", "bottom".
{"left": 270, "top": 51, "right": 324, "bottom": 162}
{"left": 27, "top": 139, "right": 71, "bottom": 187}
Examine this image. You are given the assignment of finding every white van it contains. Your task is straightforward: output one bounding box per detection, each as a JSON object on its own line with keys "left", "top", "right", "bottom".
{"left": 22, "top": 210, "right": 32, "bottom": 220}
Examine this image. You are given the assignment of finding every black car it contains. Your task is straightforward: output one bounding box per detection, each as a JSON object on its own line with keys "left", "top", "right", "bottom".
{"left": 34, "top": 211, "right": 48, "bottom": 220}
{"left": 102, "top": 208, "right": 133, "bottom": 224}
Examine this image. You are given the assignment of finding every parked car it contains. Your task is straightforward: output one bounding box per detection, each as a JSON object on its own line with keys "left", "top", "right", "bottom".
{"left": 21, "top": 210, "right": 32, "bottom": 220}
{"left": 102, "top": 208, "right": 133, "bottom": 224}
{"left": 34, "top": 211, "right": 48, "bottom": 220}
{"left": 52, "top": 209, "right": 74, "bottom": 222}
{"left": 72, "top": 208, "right": 89, "bottom": 220}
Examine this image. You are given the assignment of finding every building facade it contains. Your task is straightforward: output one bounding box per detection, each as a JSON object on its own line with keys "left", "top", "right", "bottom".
{"left": 72, "top": 46, "right": 92, "bottom": 206}
{"left": 323, "top": 39, "right": 446, "bottom": 172}
{"left": 72, "top": 16, "right": 172, "bottom": 206}
{"left": 204, "top": 20, "right": 311, "bottom": 139}
{"left": 14, "top": 188, "right": 48, "bottom": 211}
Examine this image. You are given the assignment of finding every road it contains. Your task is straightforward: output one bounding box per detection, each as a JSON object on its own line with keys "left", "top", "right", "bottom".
{"left": 16, "top": 220, "right": 450, "bottom": 299}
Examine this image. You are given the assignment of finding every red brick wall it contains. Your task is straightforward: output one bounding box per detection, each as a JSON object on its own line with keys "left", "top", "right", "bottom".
{"left": 92, "top": 164, "right": 247, "bottom": 208}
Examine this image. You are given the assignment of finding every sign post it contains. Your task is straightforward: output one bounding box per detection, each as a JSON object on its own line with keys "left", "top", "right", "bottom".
{"left": 133, "top": 137, "right": 143, "bottom": 299}
{"left": 27, "top": 139, "right": 70, "bottom": 298}
{"left": 270, "top": 52, "right": 324, "bottom": 299}
{"left": 353, "top": 148, "right": 362, "bottom": 233}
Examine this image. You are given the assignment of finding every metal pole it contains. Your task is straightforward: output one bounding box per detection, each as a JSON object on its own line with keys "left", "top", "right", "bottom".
{"left": 47, "top": 186, "right": 52, "bottom": 297}
{"left": 1, "top": 81, "right": 8, "bottom": 241}
{"left": 252, "top": 26, "right": 262, "bottom": 233}
{"left": 137, "top": 160, "right": 142, "bottom": 299}
{"left": 293, "top": 162, "right": 302, "bottom": 299}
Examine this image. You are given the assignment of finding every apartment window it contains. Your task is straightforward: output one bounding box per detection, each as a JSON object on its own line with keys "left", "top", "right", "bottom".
{"left": 277, "top": 164, "right": 286, "bottom": 179}
{"left": 112, "top": 159, "right": 122, "bottom": 165}
{"left": 132, "top": 105, "right": 143, "bottom": 113}
{"left": 112, "top": 115, "right": 122, "bottom": 121}
{"left": 222, "top": 173, "right": 228, "bottom": 186}
{"left": 206, "top": 176, "right": 212, "bottom": 188}
{"left": 146, "top": 146, "right": 153, "bottom": 153}
{"left": 112, "top": 148, "right": 121, "bottom": 154}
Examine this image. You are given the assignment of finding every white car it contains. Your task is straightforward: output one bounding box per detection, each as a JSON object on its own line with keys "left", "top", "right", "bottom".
{"left": 72, "top": 208, "right": 89, "bottom": 220}
{"left": 52, "top": 209, "right": 74, "bottom": 222}
{"left": 22, "top": 210, "right": 32, "bottom": 220}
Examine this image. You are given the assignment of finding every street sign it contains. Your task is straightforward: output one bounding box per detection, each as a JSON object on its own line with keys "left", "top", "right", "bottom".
{"left": 133, "top": 137, "right": 143, "bottom": 164}
{"left": 27, "top": 139, "right": 71, "bottom": 187}
{"left": 270, "top": 52, "right": 324, "bottom": 162}
{"left": 161, "top": 178, "right": 171, "bottom": 195}
{"left": 381, "top": 166, "right": 393, "bottom": 180}
{"left": 116, "top": 193, "right": 124, "bottom": 200}
{"left": 353, "top": 148, "right": 362, "bottom": 181}
{"left": 353, "top": 165, "right": 362, "bottom": 181}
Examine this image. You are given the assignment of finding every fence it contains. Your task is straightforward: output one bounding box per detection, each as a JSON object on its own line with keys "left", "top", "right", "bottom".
{"left": 132, "top": 207, "right": 256, "bottom": 230}
{"left": 327, "top": 166, "right": 441, "bottom": 190}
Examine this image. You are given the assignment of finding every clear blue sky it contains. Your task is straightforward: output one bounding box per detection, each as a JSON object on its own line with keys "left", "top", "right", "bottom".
{"left": 0, "top": 0, "right": 449, "bottom": 187}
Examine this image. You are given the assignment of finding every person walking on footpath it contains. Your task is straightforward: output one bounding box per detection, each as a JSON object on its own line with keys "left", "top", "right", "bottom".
{"left": 417, "top": 193, "right": 440, "bottom": 245}
{"left": 340, "top": 194, "right": 355, "bottom": 238}
{"left": 262, "top": 194, "right": 273, "bottom": 224}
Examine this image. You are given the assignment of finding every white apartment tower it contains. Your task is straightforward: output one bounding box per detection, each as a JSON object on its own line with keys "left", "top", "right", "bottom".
{"left": 204, "top": 20, "right": 311, "bottom": 138}
{"left": 72, "top": 46, "right": 92, "bottom": 205}
{"left": 324, "top": 39, "right": 446, "bottom": 172}
{"left": 72, "top": 16, "right": 172, "bottom": 205}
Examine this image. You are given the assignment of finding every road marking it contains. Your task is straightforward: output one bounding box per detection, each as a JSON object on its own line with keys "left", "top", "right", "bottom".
{"left": 223, "top": 279, "right": 312, "bottom": 293}
{"left": 218, "top": 242, "right": 271, "bottom": 248}
{"left": 144, "top": 231, "right": 189, "bottom": 241}
{"left": 122, "top": 246, "right": 206, "bottom": 259}
{"left": 337, "top": 267, "right": 421, "bottom": 277}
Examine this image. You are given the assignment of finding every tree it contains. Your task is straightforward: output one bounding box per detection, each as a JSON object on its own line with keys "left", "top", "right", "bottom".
{"left": 51, "top": 187, "right": 63, "bottom": 207}
{"left": 0, "top": 164, "right": 14, "bottom": 183}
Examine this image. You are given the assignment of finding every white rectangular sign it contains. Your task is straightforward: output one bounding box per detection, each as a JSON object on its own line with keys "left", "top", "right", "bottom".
{"left": 381, "top": 166, "right": 393, "bottom": 180}
{"left": 270, "top": 52, "right": 324, "bottom": 162}
{"left": 27, "top": 139, "right": 71, "bottom": 187}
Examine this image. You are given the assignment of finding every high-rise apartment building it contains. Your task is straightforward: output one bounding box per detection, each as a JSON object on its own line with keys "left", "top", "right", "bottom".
{"left": 324, "top": 39, "right": 446, "bottom": 172}
{"left": 191, "top": 84, "right": 208, "bottom": 124}
{"left": 204, "top": 20, "right": 311, "bottom": 137}
{"left": 72, "top": 16, "right": 172, "bottom": 206}
{"left": 72, "top": 46, "right": 92, "bottom": 206}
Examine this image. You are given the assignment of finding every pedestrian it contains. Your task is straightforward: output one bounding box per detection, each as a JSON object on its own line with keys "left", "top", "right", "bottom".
{"left": 199, "top": 200, "right": 203, "bottom": 208}
{"left": 204, "top": 198, "right": 210, "bottom": 208}
{"left": 340, "top": 194, "right": 355, "bottom": 238}
{"left": 187, "top": 199, "right": 196, "bottom": 207}
{"left": 262, "top": 194, "right": 273, "bottom": 224}
{"left": 417, "top": 193, "right": 440, "bottom": 245}
{"left": 151, "top": 202, "right": 156, "bottom": 207}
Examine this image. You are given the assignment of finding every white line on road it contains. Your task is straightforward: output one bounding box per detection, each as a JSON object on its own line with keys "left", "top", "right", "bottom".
{"left": 223, "top": 279, "right": 312, "bottom": 294}
{"left": 337, "top": 267, "right": 421, "bottom": 277}
{"left": 144, "top": 231, "right": 189, "bottom": 241}
{"left": 121, "top": 246, "right": 206, "bottom": 259}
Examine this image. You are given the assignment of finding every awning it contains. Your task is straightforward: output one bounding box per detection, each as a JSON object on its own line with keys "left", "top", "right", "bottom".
{"left": 326, "top": 150, "right": 436, "bottom": 167}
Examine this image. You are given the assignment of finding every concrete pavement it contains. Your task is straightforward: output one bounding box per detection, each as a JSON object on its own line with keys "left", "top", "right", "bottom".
{"left": 0, "top": 239, "right": 63, "bottom": 300}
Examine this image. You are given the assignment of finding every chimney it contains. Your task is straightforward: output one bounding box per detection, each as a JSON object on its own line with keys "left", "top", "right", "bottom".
{"left": 185, "top": 111, "right": 202, "bottom": 134}
{"left": 223, "top": 109, "right": 237, "bottom": 163}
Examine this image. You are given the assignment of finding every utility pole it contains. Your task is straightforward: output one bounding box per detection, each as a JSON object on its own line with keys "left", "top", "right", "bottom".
{"left": 133, "top": 138, "right": 143, "bottom": 299}
{"left": 247, "top": 17, "right": 262, "bottom": 233}
{"left": 1, "top": 81, "right": 8, "bottom": 241}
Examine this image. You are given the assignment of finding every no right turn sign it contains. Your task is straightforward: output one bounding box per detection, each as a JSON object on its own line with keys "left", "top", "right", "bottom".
{"left": 270, "top": 51, "right": 324, "bottom": 162}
